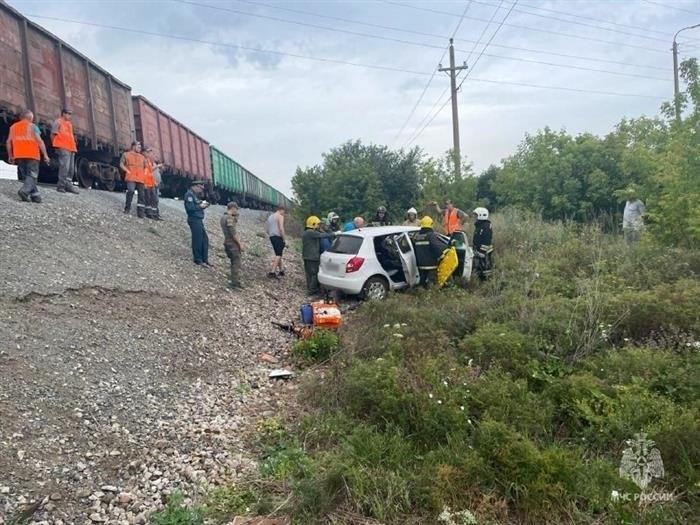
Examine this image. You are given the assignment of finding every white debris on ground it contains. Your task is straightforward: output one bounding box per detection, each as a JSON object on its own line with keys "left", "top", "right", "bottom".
{"left": 0, "top": 180, "right": 306, "bottom": 524}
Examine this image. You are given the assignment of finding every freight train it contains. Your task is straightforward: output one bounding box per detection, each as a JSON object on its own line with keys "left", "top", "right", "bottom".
{"left": 0, "top": 2, "right": 291, "bottom": 210}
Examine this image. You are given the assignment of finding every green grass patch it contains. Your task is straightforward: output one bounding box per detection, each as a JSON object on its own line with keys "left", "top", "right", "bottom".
{"left": 236, "top": 212, "right": 700, "bottom": 524}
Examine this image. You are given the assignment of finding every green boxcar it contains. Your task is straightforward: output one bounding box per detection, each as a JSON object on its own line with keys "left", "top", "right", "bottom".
{"left": 210, "top": 144, "right": 289, "bottom": 208}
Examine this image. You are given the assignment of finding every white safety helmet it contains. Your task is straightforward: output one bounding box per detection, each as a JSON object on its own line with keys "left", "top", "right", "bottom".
{"left": 327, "top": 211, "right": 340, "bottom": 221}
{"left": 473, "top": 207, "right": 489, "bottom": 220}
{"left": 407, "top": 207, "right": 417, "bottom": 216}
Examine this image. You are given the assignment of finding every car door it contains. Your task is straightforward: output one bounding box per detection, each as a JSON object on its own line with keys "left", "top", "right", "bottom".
{"left": 390, "top": 232, "right": 420, "bottom": 286}
{"left": 448, "top": 231, "right": 473, "bottom": 279}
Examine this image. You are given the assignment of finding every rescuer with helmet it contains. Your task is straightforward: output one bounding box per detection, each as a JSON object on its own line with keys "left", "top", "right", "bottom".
{"left": 184, "top": 180, "right": 211, "bottom": 266}
{"left": 6, "top": 109, "right": 50, "bottom": 203}
{"left": 302, "top": 215, "right": 334, "bottom": 297}
{"left": 413, "top": 215, "right": 448, "bottom": 288}
{"left": 51, "top": 108, "right": 79, "bottom": 194}
{"left": 374, "top": 205, "right": 391, "bottom": 226}
{"left": 472, "top": 207, "right": 493, "bottom": 280}
{"left": 327, "top": 211, "right": 341, "bottom": 232}
{"left": 120, "top": 141, "right": 147, "bottom": 217}
{"left": 403, "top": 207, "right": 420, "bottom": 227}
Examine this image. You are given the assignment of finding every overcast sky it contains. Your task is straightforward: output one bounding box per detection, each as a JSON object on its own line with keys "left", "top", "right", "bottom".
{"left": 9, "top": 0, "right": 700, "bottom": 197}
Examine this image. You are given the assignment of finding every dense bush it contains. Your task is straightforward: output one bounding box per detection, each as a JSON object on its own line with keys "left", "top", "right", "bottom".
{"left": 228, "top": 213, "right": 699, "bottom": 524}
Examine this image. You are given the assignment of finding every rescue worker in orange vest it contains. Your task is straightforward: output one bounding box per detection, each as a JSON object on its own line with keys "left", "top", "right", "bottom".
{"left": 143, "top": 147, "right": 159, "bottom": 220}
{"left": 120, "top": 141, "right": 147, "bottom": 218}
{"left": 5, "top": 109, "right": 50, "bottom": 203}
{"left": 51, "top": 108, "right": 79, "bottom": 194}
{"left": 431, "top": 199, "right": 468, "bottom": 235}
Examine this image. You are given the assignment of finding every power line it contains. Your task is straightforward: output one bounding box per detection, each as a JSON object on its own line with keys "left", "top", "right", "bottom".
{"left": 380, "top": 0, "right": 669, "bottom": 55}
{"left": 406, "top": 0, "right": 519, "bottom": 148}
{"left": 465, "top": 0, "right": 505, "bottom": 64}
{"left": 402, "top": 0, "right": 504, "bottom": 148}
{"left": 514, "top": 0, "right": 672, "bottom": 37}
{"left": 475, "top": 51, "right": 668, "bottom": 81}
{"left": 174, "top": 0, "right": 447, "bottom": 52}
{"left": 641, "top": 0, "right": 700, "bottom": 16}
{"left": 391, "top": 1, "right": 473, "bottom": 146}
{"left": 468, "top": 0, "right": 668, "bottom": 43}
{"left": 219, "top": 0, "right": 670, "bottom": 72}
{"left": 23, "top": 13, "right": 666, "bottom": 105}
{"left": 25, "top": 14, "right": 434, "bottom": 76}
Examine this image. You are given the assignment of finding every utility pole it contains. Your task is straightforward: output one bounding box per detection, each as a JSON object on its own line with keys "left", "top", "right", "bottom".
{"left": 439, "top": 38, "right": 467, "bottom": 177}
{"left": 672, "top": 23, "right": 700, "bottom": 121}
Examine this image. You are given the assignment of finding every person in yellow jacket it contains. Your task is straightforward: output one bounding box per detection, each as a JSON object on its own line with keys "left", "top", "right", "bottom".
{"left": 6, "top": 109, "right": 50, "bottom": 203}
{"left": 51, "top": 108, "right": 79, "bottom": 194}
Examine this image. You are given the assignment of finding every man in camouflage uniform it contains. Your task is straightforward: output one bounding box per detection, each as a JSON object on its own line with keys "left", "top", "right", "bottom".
{"left": 220, "top": 201, "right": 245, "bottom": 289}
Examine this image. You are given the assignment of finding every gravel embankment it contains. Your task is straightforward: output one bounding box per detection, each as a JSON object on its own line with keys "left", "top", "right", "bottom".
{"left": 0, "top": 180, "right": 307, "bottom": 524}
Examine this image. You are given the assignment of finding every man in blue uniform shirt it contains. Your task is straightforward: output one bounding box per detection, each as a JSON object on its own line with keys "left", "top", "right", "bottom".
{"left": 184, "top": 180, "right": 211, "bottom": 266}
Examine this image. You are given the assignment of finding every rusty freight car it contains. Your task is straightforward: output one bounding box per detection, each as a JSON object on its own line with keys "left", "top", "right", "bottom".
{"left": 0, "top": 2, "right": 133, "bottom": 189}
{"left": 132, "top": 95, "right": 212, "bottom": 198}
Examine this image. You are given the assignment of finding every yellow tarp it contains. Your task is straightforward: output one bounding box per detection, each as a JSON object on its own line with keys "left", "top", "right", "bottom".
{"left": 437, "top": 247, "right": 458, "bottom": 287}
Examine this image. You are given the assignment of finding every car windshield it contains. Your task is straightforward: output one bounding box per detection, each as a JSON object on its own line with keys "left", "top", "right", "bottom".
{"left": 328, "top": 235, "right": 363, "bottom": 255}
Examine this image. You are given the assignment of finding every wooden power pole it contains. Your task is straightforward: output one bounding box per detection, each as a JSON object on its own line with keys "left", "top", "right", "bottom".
{"left": 439, "top": 38, "right": 467, "bottom": 176}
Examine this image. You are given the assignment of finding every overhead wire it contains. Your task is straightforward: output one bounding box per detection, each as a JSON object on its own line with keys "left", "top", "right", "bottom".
{"left": 21, "top": 13, "right": 666, "bottom": 110}
{"left": 24, "top": 14, "right": 435, "bottom": 76}
{"left": 206, "top": 0, "right": 671, "bottom": 72}
{"left": 380, "top": 0, "right": 669, "bottom": 55}
{"left": 405, "top": 0, "right": 519, "bottom": 148}
{"left": 466, "top": 0, "right": 668, "bottom": 43}
{"left": 390, "top": 1, "right": 474, "bottom": 146}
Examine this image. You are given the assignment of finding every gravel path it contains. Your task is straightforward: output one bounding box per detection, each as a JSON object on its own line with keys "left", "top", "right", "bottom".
{"left": 0, "top": 180, "right": 306, "bottom": 524}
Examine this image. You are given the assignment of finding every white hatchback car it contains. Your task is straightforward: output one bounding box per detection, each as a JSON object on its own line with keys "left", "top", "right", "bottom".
{"left": 318, "top": 226, "right": 473, "bottom": 300}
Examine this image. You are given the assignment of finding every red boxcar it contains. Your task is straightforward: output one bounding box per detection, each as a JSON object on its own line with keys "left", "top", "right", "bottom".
{"left": 131, "top": 95, "right": 212, "bottom": 197}
{"left": 0, "top": 2, "right": 133, "bottom": 188}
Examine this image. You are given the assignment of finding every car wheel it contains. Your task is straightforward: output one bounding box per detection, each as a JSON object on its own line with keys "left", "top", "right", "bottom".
{"left": 362, "top": 276, "right": 389, "bottom": 301}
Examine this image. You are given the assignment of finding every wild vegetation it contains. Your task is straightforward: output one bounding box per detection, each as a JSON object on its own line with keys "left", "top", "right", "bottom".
{"left": 293, "top": 58, "right": 700, "bottom": 246}
{"left": 228, "top": 212, "right": 697, "bottom": 524}
{"left": 156, "top": 62, "right": 700, "bottom": 524}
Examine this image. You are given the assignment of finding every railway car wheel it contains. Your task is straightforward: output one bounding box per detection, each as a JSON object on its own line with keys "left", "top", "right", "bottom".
{"left": 77, "top": 158, "right": 94, "bottom": 189}
{"left": 100, "top": 166, "right": 117, "bottom": 191}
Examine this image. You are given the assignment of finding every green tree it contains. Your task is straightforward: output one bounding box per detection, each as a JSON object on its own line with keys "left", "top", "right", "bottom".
{"left": 291, "top": 140, "right": 422, "bottom": 221}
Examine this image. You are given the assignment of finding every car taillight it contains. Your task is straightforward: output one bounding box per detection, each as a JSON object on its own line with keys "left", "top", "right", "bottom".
{"left": 345, "top": 257, "right": 365, "bottom": 273}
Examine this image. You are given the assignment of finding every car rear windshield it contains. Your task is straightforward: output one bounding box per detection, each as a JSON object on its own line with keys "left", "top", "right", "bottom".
{"left": 328, "top": 235, "right": 363, "bottom": 255}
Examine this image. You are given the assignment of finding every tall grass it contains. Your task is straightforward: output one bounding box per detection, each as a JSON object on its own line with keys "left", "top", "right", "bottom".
{"left": 218, "top": 212, "right": 700, "bottom": 524}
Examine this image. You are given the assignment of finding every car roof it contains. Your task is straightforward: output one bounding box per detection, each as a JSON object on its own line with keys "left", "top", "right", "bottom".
{"left": 338, "top": 225, "right": 419, "bottom": 238}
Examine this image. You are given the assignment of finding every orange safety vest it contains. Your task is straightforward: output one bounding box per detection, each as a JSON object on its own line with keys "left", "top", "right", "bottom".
{"left": 443, "top": 208, "right": 462, "bottom": 235}
{"left": 143, "top": 159, "right": 155, "bottom": 188}
{"left": 51, "top": 117, "right": 77, "bottom": 152}
{"left": 121, "top": 151, "right": 146, "bottom": 183}
{"left": 8, "top": 120, "right": 41, "bottom": 161}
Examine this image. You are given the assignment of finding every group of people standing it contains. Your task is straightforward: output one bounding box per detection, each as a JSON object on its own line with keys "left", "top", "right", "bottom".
{"left": 6, "top": 108, "right": 78, "bottom": 202}
{"left": 120, "top": 141, "right": 163, "bottom": 220}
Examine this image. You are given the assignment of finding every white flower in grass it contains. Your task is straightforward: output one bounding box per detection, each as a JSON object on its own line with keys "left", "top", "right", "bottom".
{"left": 383, "top": 324, "right": 390, "bottom": 328}
{"left": 443, "top": 380, "right": 448, "bottom": 387}
{"left": 393, "top": 333, "right": 404, "bottom": 338}
{"left": 437, "top": 399, "right": 442, "bottom": 405}
{"left": 393, "top": 323, "right": 401, "bottom": 329}
{"left": 460, "top": 406, "right": 465, "bottom": 411}
{"left": 428, "top": 393, "right": 434, "bottom": 399}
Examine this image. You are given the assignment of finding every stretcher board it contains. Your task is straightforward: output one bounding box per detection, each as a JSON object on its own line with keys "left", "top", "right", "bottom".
{"left": 437, "top": 247, "right": 458, "bottom": 287}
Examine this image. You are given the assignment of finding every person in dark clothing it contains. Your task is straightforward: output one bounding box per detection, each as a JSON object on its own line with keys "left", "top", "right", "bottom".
{"left": 301, "top": 215, "right": 333, "bottom": 296}
{"left": 327, "top": 211, "right": 342, "bottom": 232}
{"left": 220, "top": 201, "right": 245, "bottom": 289}
{"left": 374, "top": 206, "right": 391, "bottom": 226}
{"left": 413, "top": 216, "right": 448, "bottom": 288}
{"left": 184, "top": 181, "right": 211, "bottom": 266}
{"left": 472, "top": 207, "right": 493, "bottom": 280}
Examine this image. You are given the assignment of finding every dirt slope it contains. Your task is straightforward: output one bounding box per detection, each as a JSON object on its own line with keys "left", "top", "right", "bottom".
{"left": 0, "top": 181, "right": 304, "bottom": 524}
